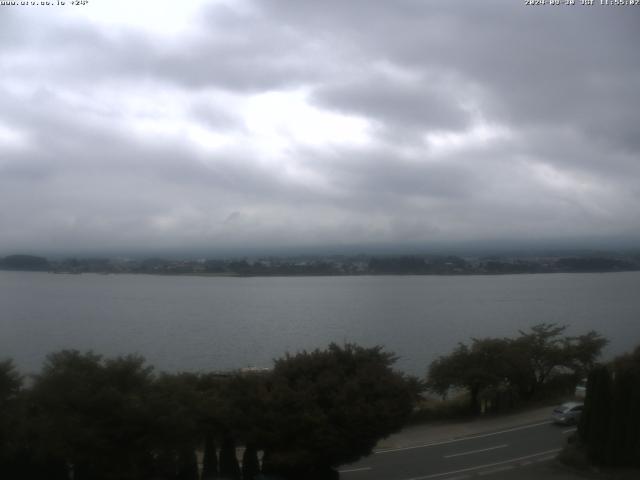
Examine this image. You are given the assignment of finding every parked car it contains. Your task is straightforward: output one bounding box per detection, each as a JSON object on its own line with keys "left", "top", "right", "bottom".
{"left": 552, "top": 402, "right": 583, "bottom": 425}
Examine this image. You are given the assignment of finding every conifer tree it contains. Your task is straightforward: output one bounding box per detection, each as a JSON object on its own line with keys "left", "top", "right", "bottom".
{"left": 579, "top": 365, "right": 612, "bottom": 465}
{"left": 176, "top": 447, "right": 199, "bottom": 480}
{"left": 241, "top": 444, "right": 260, "bottom": 480}
{"left": 202, "top": 433, "right": 219, "bottom": 479}
{"left": 219, "top": 436, "right": 241, "bottom": 480}
{"left": 608, "top": 348, "right": 640, "bottom": 466}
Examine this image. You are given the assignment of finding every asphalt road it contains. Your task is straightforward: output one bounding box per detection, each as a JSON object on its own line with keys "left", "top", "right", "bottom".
{"left": 339, "top": 420, "right": 576, "bottom": 480}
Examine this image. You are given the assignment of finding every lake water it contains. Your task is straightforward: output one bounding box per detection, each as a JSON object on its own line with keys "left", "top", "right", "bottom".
{"left": 1, "top": 271, "right": 639, "bottom": 376}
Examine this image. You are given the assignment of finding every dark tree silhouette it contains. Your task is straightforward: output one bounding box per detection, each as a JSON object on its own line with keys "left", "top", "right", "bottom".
{"left": 260, "top": 343, "right": 420, "bottom": 479}
{"left": 201, "top": 433, "right": 219, "bottom": 479}
{"left": 219, "top": 435, "right": 241, "bottom": 479}
{"left": 241, "top": 444, "right": 260, "bottom": 480}
{"left": 427, "top": 324, "right": 607, "bottom": 411}
{"left": 579, "top": 346, "right": 640, "bottom": 467}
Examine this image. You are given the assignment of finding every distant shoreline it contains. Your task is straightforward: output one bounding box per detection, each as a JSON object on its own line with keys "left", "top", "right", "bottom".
{"left": 2, "top": 252, "right": 639, "bottom": 277}
{"left": 0, "top": 268, "right": 636, "bottom": 279}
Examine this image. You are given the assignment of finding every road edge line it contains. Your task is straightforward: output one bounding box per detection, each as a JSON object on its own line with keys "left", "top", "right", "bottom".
{"left": 402, "top": 448, "right": 561, "bottom": 480}
{"left": 375, "top": 420, "right": 553, "bottom": 454}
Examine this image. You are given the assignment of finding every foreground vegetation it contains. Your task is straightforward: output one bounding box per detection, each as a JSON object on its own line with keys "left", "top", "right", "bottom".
{"left": 570, "top": 345, "right": 640, "bottom": 469}
{"left": 0, "top": 324, "right": 627, "bottom": 479}
{"left": 426, "top": 324, "right": 607, "bottom": 414}
{"left": 425, "top": 324, "right": 639, "bottom": 473}
{"left": 0, "top": 344, "right": 420, "bottom": 480}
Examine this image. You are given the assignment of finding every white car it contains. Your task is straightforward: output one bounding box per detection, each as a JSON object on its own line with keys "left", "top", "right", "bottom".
{"left": 552, "top": 402, "right": 584, "bottom": 425}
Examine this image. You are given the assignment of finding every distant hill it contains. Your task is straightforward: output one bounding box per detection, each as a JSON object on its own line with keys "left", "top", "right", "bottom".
{"left": 0, "top": 254, "right": 50, "bottom": 271}
{"left": 1, "top": 252, "right": 639, "bottom": 276}
{"left": 555, "top": 257, "right": 635, "bottom": 272}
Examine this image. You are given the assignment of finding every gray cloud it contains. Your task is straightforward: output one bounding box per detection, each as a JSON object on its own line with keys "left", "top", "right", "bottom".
{"left": 0, "top": 0, "right": 639, "bottom": 254}
{"left": 313, "top": 75, "right": 470, "bottom": 132}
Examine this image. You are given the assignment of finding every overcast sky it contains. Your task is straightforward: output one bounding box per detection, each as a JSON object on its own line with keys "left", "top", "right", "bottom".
{"left": 1, "top": 0, "right": 639, "bottom": 255}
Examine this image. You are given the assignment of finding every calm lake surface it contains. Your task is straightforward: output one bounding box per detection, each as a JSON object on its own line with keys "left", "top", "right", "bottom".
{"left": 1, "top": 271, "right": 639, "bottom": 376}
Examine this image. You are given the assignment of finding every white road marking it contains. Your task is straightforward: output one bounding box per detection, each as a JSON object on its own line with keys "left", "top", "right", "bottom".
{"left": 478, "top": 465, "right": 515, "bottom": 476}
{"left": 444, "top": 444, "right": 508, "bottom": 459}
{"left": 339, "top": 466, "right": 372, "bottom": 473}
{"left": 376, "top": 421, "right": 553, "bottom": 454}
{"left": 562, "top": 428, "right": 577, "bottom": 434}
{"left": 533, "top": 455, "right": 556, "bottom": 463}
{"left": 400, "top": 448, "right": 561, "bottom": 480}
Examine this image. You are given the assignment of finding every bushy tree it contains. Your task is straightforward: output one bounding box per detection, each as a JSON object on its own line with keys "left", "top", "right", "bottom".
{"left": 146, "top": 372, "right": 205, "bottom": 479}
{"left": 176, "top": 447, "right": 199, "bottom": 480}
{"left": 201, "top": 432, "right": 219, "bottom": 479}
{"left": 219, "top": 436, "right": 241, "bottom": 479}
{"left": 29, "top": 351, "right": 156, "bottom": 480}
{"left": 564, "top": 330, "right": 609, "bottom": 380}
{"left": 0, "top": 359, "right": 26, "bottom": 476}
{"left": 3, "top": 344, "right": 421, "bottom": 480}
{"left": 511, "top": 323, "right": 570, "bottom": 397}
{"left": 197, "top": 372, "right": 269, "bottom": 479}
{"left": 0, "top": 359, "right": 21, "bottom": 401}
{"left": 427, "top": 324, "right": 607, "bottom": 411}
{"left": 242, "top": 444, "right": 260, "bottom": 480}
{"left": 260, "top": 344, "right": 420, "bottom": 479}
{"left": 428, "top": 337, "right": 529, "bottom": 413}
{"left": 512, "top": 324, "right": 607, "bottom": 398}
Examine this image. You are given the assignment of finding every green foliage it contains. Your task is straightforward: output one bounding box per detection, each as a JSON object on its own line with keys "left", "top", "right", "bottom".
{"left": 0, "top": 359, "right": 25, "bottom": 476}
{"left": 213, "top": 373, "right": 270, "bottom": 445}
{"left": 513, "top": 323, "right": 571, "bottom": 396}
{"left": 219, "top": 436, "right": 241, "bottom": 479}
{"left": 513, "top": 324, "right": 607, "bottom": 397}
{"left": 148, "top": 372, "right": 201, "bottom": 449}
{"left": 1, "top": 344, "right": 420, "bottom": 479}
{"left": 176, "top": 447, "right": 199, "bottom": 480}
{"left": 427, "top": 324, "right": 607, "bottom": 413}
{"left": 579, "top": 346, "right": 640, "bottom": 467}
{"left": 607, "top": 362, "right": 640, "bottom": 466}
{"left": 564, "top": 330, "right": 609, "bottom": 379}
{"left": 201, "top": 433, "right": 218, "bottom": 479}
{"left": 260, "top": 343, "right": 420, "bottom": 476}
{"left": 0, "top": 359, "right": 22, "bottom": 403}
{"left": 427, "top": 337, "right": 523, "bottom": 413}
{"left": 579, "top": 365, "right": 613, "bottom": 465}
{"left": 242, "top": 444, "right": 260, "bottom": 480}
{"left": 30, "top": 351, "right": 155, "bottom": 480}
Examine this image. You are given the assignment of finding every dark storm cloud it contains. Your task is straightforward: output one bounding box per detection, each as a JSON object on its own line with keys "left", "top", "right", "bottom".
{"left": 0, "top": 0, "right": 639, "bottom": 253}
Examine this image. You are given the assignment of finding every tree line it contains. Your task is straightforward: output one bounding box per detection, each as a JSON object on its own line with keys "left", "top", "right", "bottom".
{"left": 0, "top": 344, "right": 420, "bottom": 480}
{"left": 0, "top": 325, "right": 623, "bottom": 479}
{"left": 426, "top": 324, "right": 607, "bottom": 414}
{"left": 2, "top": 253, "right": 640, "bottom": 276}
